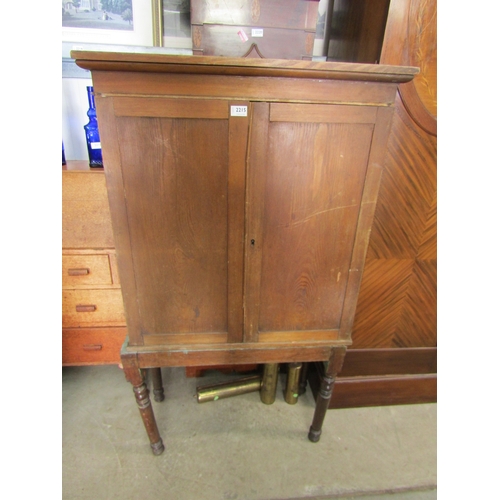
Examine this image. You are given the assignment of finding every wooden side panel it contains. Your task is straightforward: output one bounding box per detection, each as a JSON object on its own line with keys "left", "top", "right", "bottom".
{"left": 309, "top": 347, "right": 437, "bottom": 408}
{"left": 328, "top": 374, "right": 437, "bottom": 408}
{"left": 94, "top": 97, "right": 144, "bottom": 345}
{"left": 309, "top": 367, "right": 437, "bottom": 408}
{"left": 340, "top": 347, "right": 437, "bottom": 376}
{"left": 352, "top": 0, "right": 437, "bottom": 352}
{"left": 115, "top": 114, "right": 229, "bottom": 336}
{"left": 338, "top": 105, "right": 395, "bottom": 340}
{"left": 256, "top": 104, "right": 374, "bottom": 335}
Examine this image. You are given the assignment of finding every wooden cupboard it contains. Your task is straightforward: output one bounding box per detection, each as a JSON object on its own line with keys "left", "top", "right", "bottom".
{"left": 190, "top": 0, "right": 320, "bottom": 59}
{"left": 71, "top": 51, "right": 417, "bottom": 455}
{"left": 181, "top": 0, "right": 437, "bottom": 408}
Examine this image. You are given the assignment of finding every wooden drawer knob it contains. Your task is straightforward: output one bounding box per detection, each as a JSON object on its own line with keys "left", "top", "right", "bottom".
{"left": 76, "top": 304, "right": 97, "bottom": 313}
{"left": 68, "top": 268, "right": 90, "bottom": 276}
{"left": 82, "top": 344, "right": 103, "bottom": 351}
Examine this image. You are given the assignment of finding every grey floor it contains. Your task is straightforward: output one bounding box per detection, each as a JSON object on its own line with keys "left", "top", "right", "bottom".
{"left": 62, "top": 365, "right": 436, "bottom": 500}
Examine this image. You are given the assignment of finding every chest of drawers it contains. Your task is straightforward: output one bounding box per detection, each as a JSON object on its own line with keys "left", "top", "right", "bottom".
{"left": 62, "top": 162, "right": 127, "bottom": 365}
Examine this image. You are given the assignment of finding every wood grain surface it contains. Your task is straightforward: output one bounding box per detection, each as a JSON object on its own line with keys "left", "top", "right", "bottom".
{"left": 62, "top": 171, "right": 115, "bottom": 249}
{"left": 116, "top": 114, "right": 230, "bottom": 336}
{"left": 258, "top": 117, "right": 373, "bottom": 332}
{"left": 351, "top": 0, "right": 437, "bottom": 352}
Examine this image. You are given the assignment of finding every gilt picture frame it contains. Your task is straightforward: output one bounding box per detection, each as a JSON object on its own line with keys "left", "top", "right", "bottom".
{"left": 62, "top": 0, "right": 155, "bottom": 46}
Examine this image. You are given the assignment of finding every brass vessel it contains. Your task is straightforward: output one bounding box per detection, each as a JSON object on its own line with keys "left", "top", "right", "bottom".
{"left": 284, "top": 363, "right": 302, "bottom": 405}
{"left": 260, "top": 363, "right": 279, "bottom": 404}
{"left": 196, "top": 375, "right": 262, "bottom": 403}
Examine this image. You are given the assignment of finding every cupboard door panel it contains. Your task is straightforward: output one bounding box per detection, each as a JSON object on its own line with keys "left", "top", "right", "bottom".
{"left": 257, "top": 107, "right": 375, "bottom": 334}
{"left": 115, "top": 115, "right": 229, "bottom": 337}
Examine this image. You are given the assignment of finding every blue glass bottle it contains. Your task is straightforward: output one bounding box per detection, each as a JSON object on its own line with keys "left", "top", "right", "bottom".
{"left": 62, "top": 141, "right": 66, "bottom": 165}
{"left": 84, "top": 86, "right": 103, "bottom": 168}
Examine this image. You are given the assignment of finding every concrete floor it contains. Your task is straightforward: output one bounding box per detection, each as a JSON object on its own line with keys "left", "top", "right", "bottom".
{"left": 62, "top": 365, "right": 436, "bottom": 500}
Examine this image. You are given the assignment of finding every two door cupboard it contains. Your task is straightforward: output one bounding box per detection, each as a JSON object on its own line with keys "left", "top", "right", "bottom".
{"left": 72, "top": 51, "right": 417, "bottom": 455}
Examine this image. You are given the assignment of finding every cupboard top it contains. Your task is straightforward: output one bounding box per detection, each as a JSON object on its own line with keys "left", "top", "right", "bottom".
{"left": 71, "top": 51, "right": 418, "bottom": 84}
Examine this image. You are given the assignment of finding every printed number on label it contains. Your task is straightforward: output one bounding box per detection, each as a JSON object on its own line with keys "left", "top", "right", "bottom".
{"left": 231, "top": 106, "right": 248, "bottom": 117}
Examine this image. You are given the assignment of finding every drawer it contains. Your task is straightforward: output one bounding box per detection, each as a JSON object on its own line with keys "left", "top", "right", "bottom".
{"left": 62, "top": 289, "right": 126, "bottom": 328}
{"left": 62, "top": 254, "right": 112, "bottom": 287}
{"left": 62, "top": 327, "right": 127, "bottom": 365}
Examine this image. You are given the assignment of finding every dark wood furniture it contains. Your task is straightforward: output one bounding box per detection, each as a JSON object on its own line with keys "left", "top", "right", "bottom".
{"left": 71, "top": 50, "right": 417, "bottom": 455}
{"left": 62, "top": 161, "right": 127, "bottom": 365}
{"left": 190, "top": 0, "right": 320, "bottom": 59}
{"left": 336, "top": 0, "right": 437, "bottom": 407}
{"left": 324, "top": 0, "right": 391, "bottom": 63}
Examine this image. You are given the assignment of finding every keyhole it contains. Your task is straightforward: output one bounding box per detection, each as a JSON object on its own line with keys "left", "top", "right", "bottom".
{"left": 250, "top": 239, "right": 255, "bottom": 246}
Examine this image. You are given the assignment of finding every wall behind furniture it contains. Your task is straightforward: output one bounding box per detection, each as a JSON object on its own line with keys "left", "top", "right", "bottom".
{"left": 62, "top": 42, "right": 192, "bottom": 161}
{"left": 61, "top": 0, "right": 334, "bottom": 161}
{"left": 62, "top": 76, "right": 92, "bottom": 161}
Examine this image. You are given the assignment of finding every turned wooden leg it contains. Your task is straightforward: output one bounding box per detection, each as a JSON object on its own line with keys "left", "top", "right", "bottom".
{"left": 122, "top": 355, "right": 165, "bottom": 455}
{"left": 308, "top": 347, "right": 346, "bottom": 443}
{"left": 150, "top": 368, "right": 165, "bottom": 402}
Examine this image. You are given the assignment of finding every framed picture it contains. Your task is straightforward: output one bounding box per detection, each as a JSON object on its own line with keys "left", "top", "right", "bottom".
{"left": 152, "top": 0, "right": 192, "bottom": 48}
{"left": 62, "top": 0, "right": 155, "bottom": 46}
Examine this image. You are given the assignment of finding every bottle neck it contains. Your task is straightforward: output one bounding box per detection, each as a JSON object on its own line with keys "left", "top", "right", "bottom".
{"left": 86, "top": 86, "right": 96, "bottom": 110}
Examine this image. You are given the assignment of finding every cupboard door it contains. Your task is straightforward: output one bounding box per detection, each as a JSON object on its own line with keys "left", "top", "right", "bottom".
{"left": 101, "top": 97, "right": 249, "bottom": 345}
{"left": 244, "top": 103, "right": 377, "bottom": 343}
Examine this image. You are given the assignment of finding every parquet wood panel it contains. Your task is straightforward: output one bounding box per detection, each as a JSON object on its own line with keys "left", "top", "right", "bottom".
{"left": 353, "top": 93, "right": 437, "bottom": 350}
{"left": 395, "top": 259, "right": 437, "bottom": 347}
{"left": 417, "top": 191, "right": 437, "bottom": 260}
{"left": 352, "top": 259, "right": 414, "bottom": 348}
{"left": 352, "top": 0, "right": 437, "bottom": 352}
{"left": 365, "top": 98, "right": 436, "bottom": 260}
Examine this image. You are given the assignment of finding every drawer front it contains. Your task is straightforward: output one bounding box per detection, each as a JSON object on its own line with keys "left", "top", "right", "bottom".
{"left": 62, "top": 289, "right": 126, "bottom": 327}
{"left": 62, "top": 254, "right": 112, "bottom": 287}
{"left": 62, "top": 327, "right": 127, "bottom": 365}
